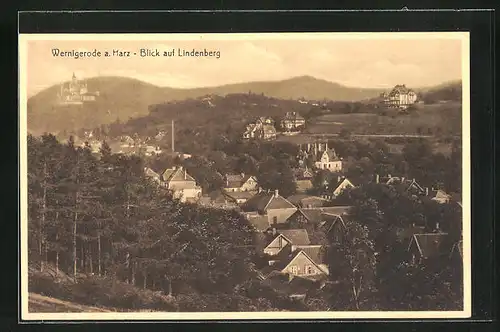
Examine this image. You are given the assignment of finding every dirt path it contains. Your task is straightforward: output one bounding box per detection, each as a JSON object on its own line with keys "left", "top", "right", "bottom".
{"left": 28, "top": 293, "right": 114, "bottom": 313}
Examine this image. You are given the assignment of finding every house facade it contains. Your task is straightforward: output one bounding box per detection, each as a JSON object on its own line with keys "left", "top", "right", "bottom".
{"left": 161, "top": 166, "right": 202, "bottom": 202}
{"left": 242, "top": 190, "right": 298, "bottom": 226}
{"left": 243, "top": 117, "right": 277, "bottom": 140}
{"left": 223, "top": 173, "right": 259, "bottom": 192}
{"left": 281, "top": 111, "right": 306, "bottom": 131}
{"left": 314, "top": 145, "right": 342, "bottom": 172}
{"left": 382, "top": 84, "right": 417, "bottom": 109}
{"left": 331, "top": 177, "right": 355, "bottom": 197}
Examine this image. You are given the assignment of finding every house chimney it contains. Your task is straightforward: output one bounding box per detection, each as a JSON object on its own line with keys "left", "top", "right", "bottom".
{"left": 375, "top": 174, "right": 380, "bottom": 183}
{"left": 435, "top": 222, "right": 440, "bottom": 232}
{"left": 337, "top": 175, "right": 342, "bottom": 183}
{"left": 274, "top": 189, "right": 279, "bottom": 197}
{"left": 388, "top": 174, "right": 391, "bottom": 178}
{"left": 425, "top": 187, "right": 429, "bottom": 196}
{"left": 272, "top": 228, "right": 277, "bottom": 236}
{"left": 172, "top": 166, "right": 176, "bottom": 170}
{"left": 241, "top": 172, "right": 245, "bottom": 178}
{"left": 184, "top": 169, "right": 187, "bottom": 180}
{"left": 325, "top": 142, "right": 328, "bottom": 150}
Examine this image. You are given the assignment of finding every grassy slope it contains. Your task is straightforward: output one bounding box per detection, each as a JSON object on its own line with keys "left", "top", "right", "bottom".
{"left": 305, "top": 102, "right": 462, "bottom": 136}
{"left": 29, "top": 293, "right": 114, "bottom": 313}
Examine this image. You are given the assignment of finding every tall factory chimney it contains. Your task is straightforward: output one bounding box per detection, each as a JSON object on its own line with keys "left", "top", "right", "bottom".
{"left": 171, "top": 119, "right": 175, "bottom": 153}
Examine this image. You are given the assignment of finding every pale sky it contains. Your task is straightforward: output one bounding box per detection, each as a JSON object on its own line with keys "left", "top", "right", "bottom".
{"left": 25, "top": 34, "right": 464, "bottom": 97}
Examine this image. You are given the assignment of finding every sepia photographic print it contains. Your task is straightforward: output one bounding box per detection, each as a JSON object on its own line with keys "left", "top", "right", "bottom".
{"left": 19, "top": 32, "right": 470, "bottom": 320}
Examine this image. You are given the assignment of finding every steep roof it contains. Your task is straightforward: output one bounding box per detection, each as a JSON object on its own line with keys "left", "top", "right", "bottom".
{"left": 162, "top": 167, "right": 196, "bottom": 183}
{"left": 263, "top": 124, "right": 277, "bottom": 135}
{"left": 319, "top": 214, "right": 347, "bottom": 233}
{"left": 242, "top": 191, "right": 297, "bottom": 213}
{"left": 297, "top": 206, "right": 352, "bottom": 224}
{"left": 293, "top": 245, "right": 325, "bottom": 265}
{"left": 222, "top": 190, "right": 258, "bottom": 201}
{"left": 287, "top": 194, "right": 328, "bottom": 207}
{"left": 315, "top": 148, "right": 340, "bottom": 162}
{"left": 408, "top": 233, "right": 449, "bottom": 258}
{"left": 389, "top": 84, "right": 415, "bottom": 96}
{"left": 283, "top": 111, "right": 305, "bottom": 121}
{"left": 224, "top": 173, "right": 256, "bottom": 188}
{"left": 247, "top": 215, "right": 271, "bottom": 232}
{"left": 278, "top": 229, "right": 311, "bottom": 246}
{"left": 144, "top": 167, "right": 160, "bottom": 180}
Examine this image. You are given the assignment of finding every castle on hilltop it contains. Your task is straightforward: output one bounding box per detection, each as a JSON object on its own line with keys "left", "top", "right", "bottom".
{"left": 57, "top": 73, "right": 100, "bottom": 105}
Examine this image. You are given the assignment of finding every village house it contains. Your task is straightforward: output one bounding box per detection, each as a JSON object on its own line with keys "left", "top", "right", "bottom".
{"left": 242, "top": 117, "right": 277, "bottom": 140}
{"left": 221, "top": 190, "right": 258, "bottom": 205}
{"left": 223, "top": 173, "right": 259, "bottom": 192}
{"left": 197, "top": 191, "right": 240, "bottom": 210}
{"left": 259, "top": 229, "right": 329, "bottom": 279}
{"left": 262, "top": 229, "right": 328, "bottom": 278}
{"left": 428, "top": 189, "right": 452, "bottom": 204}
{"left": 292, "top": 167, "right": 315, "bottom": 193}
{"left": 160, "top": 166, "right": 202, "bottom": 203}
{"left": 314, "top": 144, "right": 342, "bottom": 172}
{"left": 407, "top": 223, "right": 449, "bottom": 265}
{"left": 287, "top": 206, "right": 352, "bottom": 226}
{"left": 381, "top": 84, "right": 418, "bottom": 109}
{"left": 287, "top": 194, "right": 329, "bottom": 209}
{"left": 281, "top": 111, "right": 306, "bottom": 131}
{"left": 376, "top": 174, "right": 428, "bottom": 197}
{"left": 328, "top": 176, "right": 356, "bottom": 198}
{"left": 241, "top": 189, "right": 298, "bottom": 227}
{"left": 144, "top": 167, "right": 162, "bottom": 184}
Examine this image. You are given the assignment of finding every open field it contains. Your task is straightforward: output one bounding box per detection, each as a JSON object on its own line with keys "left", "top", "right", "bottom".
{"left": 304, "top": 102, "right": 462, "bottom": 136}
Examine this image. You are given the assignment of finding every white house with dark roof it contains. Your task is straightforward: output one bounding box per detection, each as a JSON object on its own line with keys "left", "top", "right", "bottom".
{"left": 161, "top": 166, "right": 202, "bottom": 202}
{"left": 382, "top": 84, "right": 417, "bottom": 109}
{"left": 314, "top": 144, "right": 342, "bottom": 172}
{"left": 260, "top": 229, "right": 329, "bottom": 279}
{"left": 241, "top": 189, "right": 298, "bottom": 226}
{"left": 223, "top": 173, "right": 259, "bottom": 192}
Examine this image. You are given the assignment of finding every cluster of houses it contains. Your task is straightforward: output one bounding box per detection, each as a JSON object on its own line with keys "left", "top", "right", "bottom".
{"left": 141, "top": 139, "right": 461, "bottom": 302}
{"left": 242, "top": 111, "right": 306, "bottom": 140}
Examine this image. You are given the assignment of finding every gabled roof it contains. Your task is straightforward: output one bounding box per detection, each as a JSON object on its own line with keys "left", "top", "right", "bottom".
{"left": 247, "top": 215, "right": 271, "bottom": 232}
{"left": 331, "top": 177, "right": 356, "bottom": 192}
{"left": 293, "top": 245, "right": 325, "bottom": 265}
{"left": 296, "top": 206, "right": 352, "bottom": 224}
{"left": 408, "top": 233, "right": 449, "bottom": 258}
{"left": 287, "top": 194, "right": 328, "bottom": 207}
{"left": 450, "top": 240, "right": 463, "bottom": 259}
{"left": 224, "top": 173, "right": 256, "bottom": 188}
{"left": 162, "top": 167, "right": 196, "bottom": 183}
{"left": 144, "top": 167, "right": 160, "bottom": 180}
{"left": 278, "top": 229, "right": 311, "bottom": 246}
{"left": 280, "top": 249, "right": 327, "bottom": 275}
{"left": 222, "top": 190, "right": 258, "bottom": 200}
{"left": 319, "top": 214, "right": 347, "bottom": 233}
{"left": 430, "top": 189, "right": 451, "bottom": 200}
{"left": 389, "top": 84, "right": 415, "bottom": 96}
{"left": 262, "top": 124, "right": 277, "bottom": 135}
{"left": 283, "top": 112, "right": 305, "bottom": 121}
{"left": 242, "top": 191, "right": 297, "bottom": 213}
{"left": 316, "top": 149, "right": 340, "bottom": 162}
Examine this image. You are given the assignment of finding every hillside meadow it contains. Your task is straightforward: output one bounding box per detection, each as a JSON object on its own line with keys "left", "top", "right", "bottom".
{"left": 305, "top": 102, "right": 462, "bottom": 136}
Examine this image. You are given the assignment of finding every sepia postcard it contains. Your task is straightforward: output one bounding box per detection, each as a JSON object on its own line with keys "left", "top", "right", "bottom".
{"left": 19, "top": 32, "right": 470, "bottom": 321}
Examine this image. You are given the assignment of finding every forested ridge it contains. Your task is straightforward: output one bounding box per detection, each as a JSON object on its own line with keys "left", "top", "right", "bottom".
{"left": 27, "top": 134, "right": 311, "bottom": 311}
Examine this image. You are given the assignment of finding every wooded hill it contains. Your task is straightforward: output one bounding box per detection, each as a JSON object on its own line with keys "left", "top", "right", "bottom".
{"left": 27, "top": 75, "right": 421, "bottom": 135}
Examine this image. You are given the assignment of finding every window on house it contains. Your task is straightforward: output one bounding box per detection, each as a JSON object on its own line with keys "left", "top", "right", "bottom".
{"left": 306, "top": 265, "right": 315, "bottom": 275}
{"left": 272, "top": 216, "right": 278, "bottom": 224}
{"left": 290, "top": 266, "right": 298, "bottom": 275}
